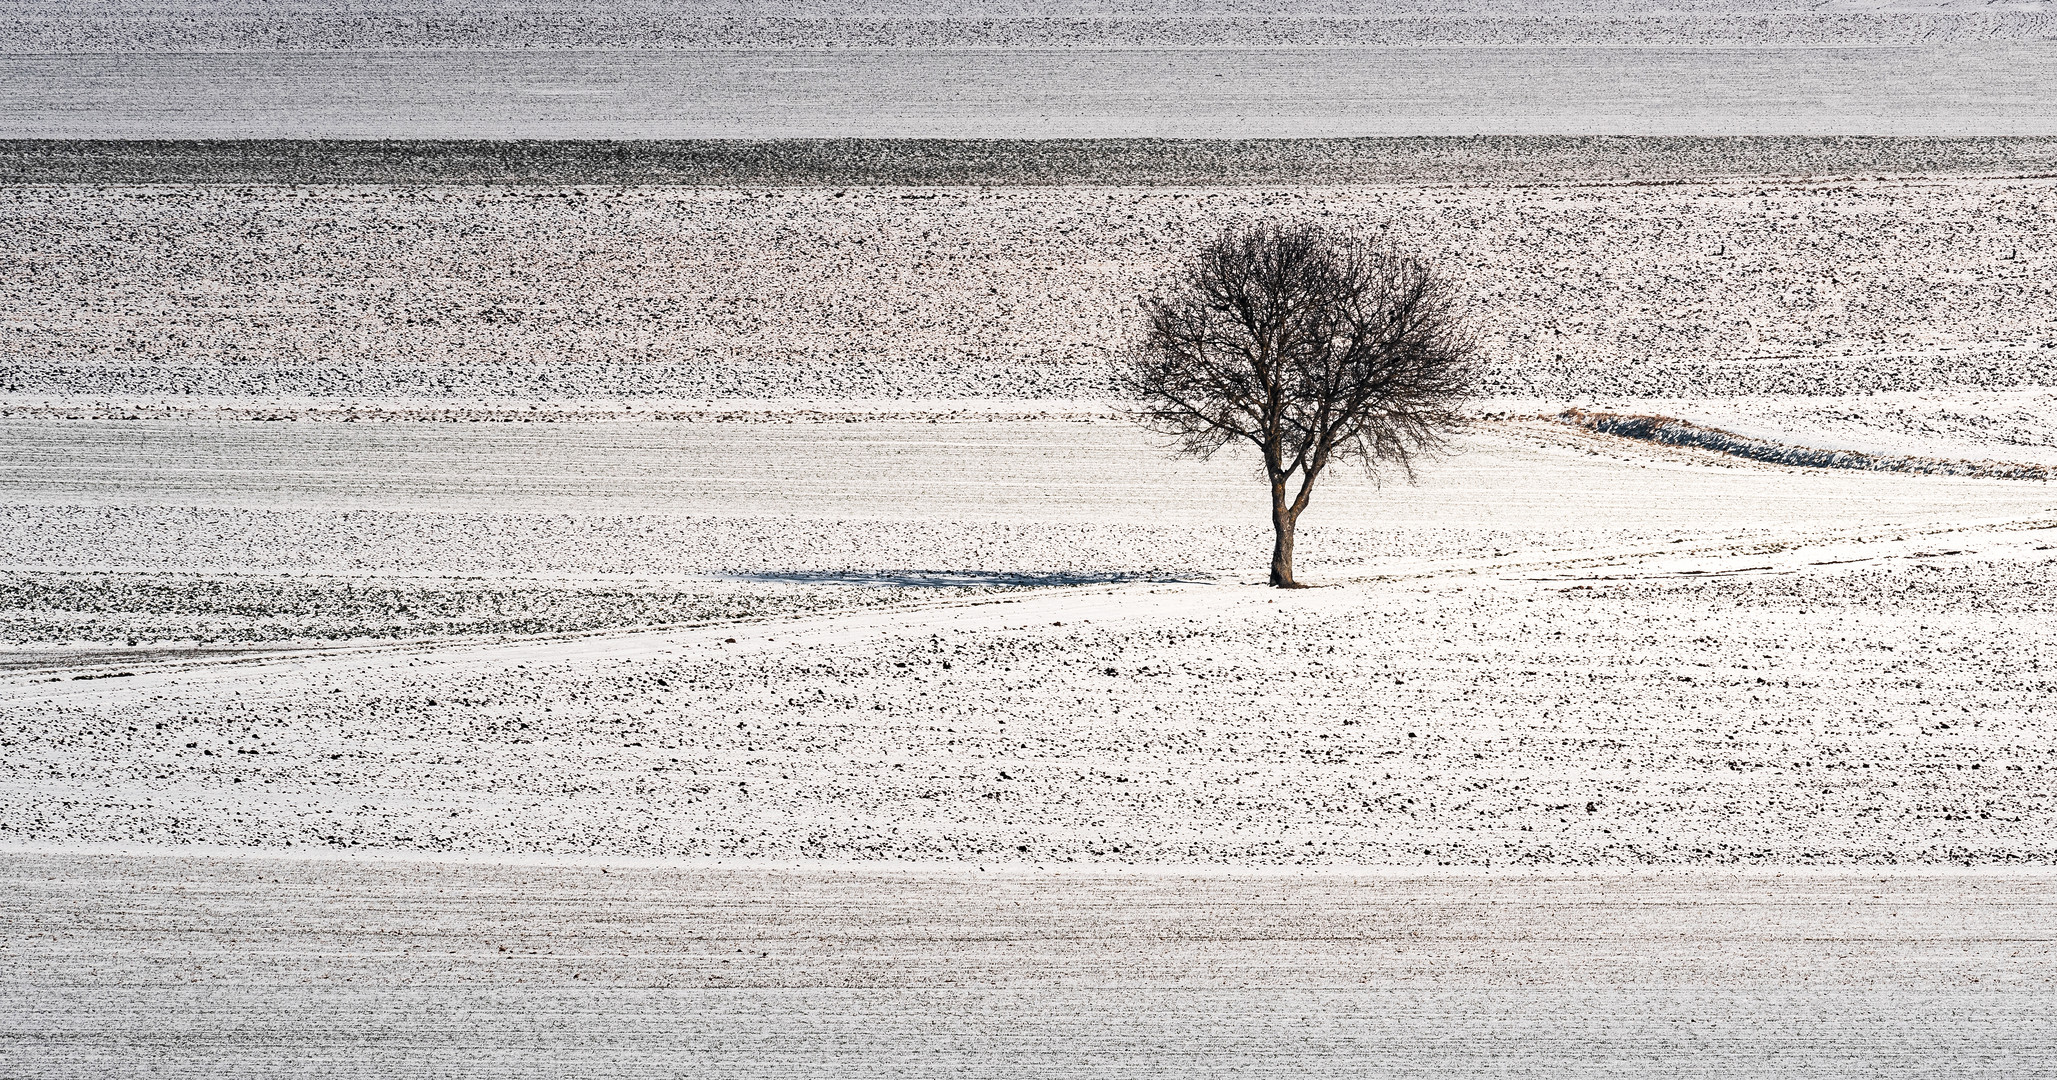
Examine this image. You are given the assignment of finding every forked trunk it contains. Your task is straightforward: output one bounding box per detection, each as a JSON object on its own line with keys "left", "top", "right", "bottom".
{"left": 1269, "top": 499, "right": 1301, "bottom": 588}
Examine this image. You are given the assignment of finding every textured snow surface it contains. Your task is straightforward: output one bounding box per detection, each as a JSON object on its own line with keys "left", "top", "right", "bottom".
{"left": 13, "top": 136, "right": 2057, "bottom": 187}
{"left": 7, "top": 542, "right": 2051, "bottom": 864}
{"left": 9, "top": 568, "right": 2055, "bottom": 862}
{"left": 1644, "top": 390, "right": 2057, "bottom": 465}
{"left": 2, "top": 157, "right": 2052, "bottom": 878}
{"left": 3, "top": 417, "right": 2050, "bottom": 865}
{"left": 0, "top": 573, "right": 1024, "bottom": 649}
{"left": 6, "top": 45, "right": 2055, "bottom": 139}
{"left": 3, "top": 417, "right": 2049, "bottom": 567}
{"left": 6, "top": 178, "right": 2055, "bottom": 405}
{"left": 4, "top": 2, "right": 2056, "bottom": 138}
{"left": 10, "top": 0, "right": 2057, "bottom": 51}
{"left": 13, "top": 417, "right": 2054, "bottom": 511}
{"left": 6, "top": 6, "right": 2053, "bottom": 1060}
{"left": 8, "top": 0, "right": 2052, "bottom": 138}
{"left": 1552, "top": 407, "right": 2057, "bottom": 478}
{"left": 4, "top": 854, "right": 2054, "bottom": 1076}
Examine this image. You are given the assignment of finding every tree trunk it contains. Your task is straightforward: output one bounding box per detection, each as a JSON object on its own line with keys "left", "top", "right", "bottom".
{"left": 1269, "top": 497, "right": 1300, "bottom": 588}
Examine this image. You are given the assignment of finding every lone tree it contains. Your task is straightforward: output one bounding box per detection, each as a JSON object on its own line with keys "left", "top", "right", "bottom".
{"left": 1116, "top": 220, "right": 1477, "bottom": 588}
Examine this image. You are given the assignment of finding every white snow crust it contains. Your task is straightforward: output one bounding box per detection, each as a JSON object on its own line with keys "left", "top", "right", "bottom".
{"left": 5, "top": 179, "right": 2054, "bottom": 405}
{"left": 1, "top": 168, "right": 2052, "bottom": 871}
{"left": 7, "top": 0, "right": 2053, "bottom": 137}
{"left": 8, "top": 0, "right": 2055, "bottom": 51}
{"left": 6, "top": 46, "right": 2056, "bottom": 139}
{"left": 6, "top": 852, "right": 2055, "bottom": 1074}
{"left": 2, "top": 416, "right": 2050, "bottom": 865}
{"left": 5, "top": 14, "right": 2056, "bottom": 1066}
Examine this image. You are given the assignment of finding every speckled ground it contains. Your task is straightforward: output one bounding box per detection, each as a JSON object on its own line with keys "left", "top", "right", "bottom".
{"left": 3, "top": 420, "right": 2049, "bottom": 865}
{"left": 3, "top": 853, "right": 2052, "bottom": 1077}
{"left": 5, "top": 61, "right": 2056, "bottom": 1063}
{"left": 6, "top": 178, "right": 2054, "bottom": 404}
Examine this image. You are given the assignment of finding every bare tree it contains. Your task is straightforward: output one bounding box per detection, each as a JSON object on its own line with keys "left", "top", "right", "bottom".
{"left": 1116, "top": 220, "right": 1477, "bottom": 588}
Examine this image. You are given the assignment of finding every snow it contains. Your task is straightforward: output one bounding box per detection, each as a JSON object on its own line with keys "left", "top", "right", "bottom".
{"left": 1627, "top": 390, "right": 2057, "bottom": 466}
{"left": 6, "top": 45, "right": 2057, "bottom": 138}
{"left": 5, "top": 10, "right": 2056, "bottom": 1066}
{"left": 2, "top": 417, "right": 2049, "bottom": 864}
{"left": 6, "top": 851, "right": 2054, "bottom": 1075}
{"left": 3, "top": 153, "right": 2053, "bottom": 872}
{"left": 0, "top": 151, "right": 2052, "bottom": 1076}
{"left": 10, "top": 1, "right": 2056, "bottom": 52}
{"left": 6, "top": 179, "right": 2055, "bottom": 408}
{"left": 5, "top": 1, "right": 2051, "bottom": 139}
{"left": 12, "top": 135, "right": 2057, "bottom": 187}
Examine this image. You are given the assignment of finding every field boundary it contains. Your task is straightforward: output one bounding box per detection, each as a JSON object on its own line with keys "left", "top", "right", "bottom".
{"left": 7, "top": 136, "right": 2057, "bottom": 187}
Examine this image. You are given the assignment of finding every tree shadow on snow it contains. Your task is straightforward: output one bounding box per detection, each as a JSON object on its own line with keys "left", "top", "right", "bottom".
{"left": 731, "top": 570, "right": 1205, "bottom": 588}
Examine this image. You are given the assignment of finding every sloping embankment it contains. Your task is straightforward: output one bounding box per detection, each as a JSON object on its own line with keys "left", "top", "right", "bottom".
{"left": 1552, "top": 409, "right": 2052, "bottom": 481}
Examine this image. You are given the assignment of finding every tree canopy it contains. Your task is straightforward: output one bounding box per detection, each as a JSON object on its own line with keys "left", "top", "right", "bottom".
{"left": 1116, "top": 219, "right": 1477, "bottom": 587}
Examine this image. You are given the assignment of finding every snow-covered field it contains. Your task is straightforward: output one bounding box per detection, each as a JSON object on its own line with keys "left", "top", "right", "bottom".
{"left": 15, "top": 135, "right": 2057, "bottom": 187}
{"left": 4, "top": 135, "right": 2056, "bottom": 1068}
{"left": 6, "top": 177, "right": 2054, "bottom": 403}
{"left": 5, "top": 0, "right": 2055, "bottom": 137}
{"left": 2, "top": 414, "right": 2051, "bottom": 864}
{"left": 14, "top": 0, "right": 2057, "bottom": 52}
{"left": 11, "top": 45, "right": 2057, "bottom": 139}
{"left": 2, "top": 156, "right": 2052, "bottom": 865}
{"left": 4, "top": 854, "right": 2053, "bottom": 1077}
